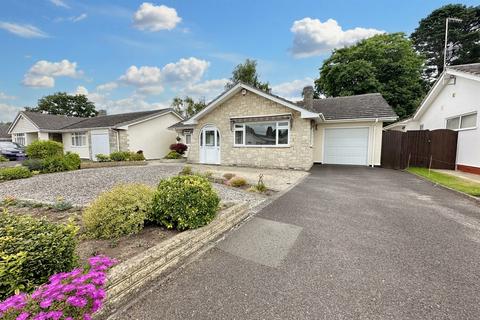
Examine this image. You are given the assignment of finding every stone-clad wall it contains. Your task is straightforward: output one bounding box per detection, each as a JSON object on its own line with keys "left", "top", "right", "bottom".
{"left": 188, "top": 90, "right": 313, "bottom": 170}
{"left": 108, "top": 129, "right": 129, "bottom": 153}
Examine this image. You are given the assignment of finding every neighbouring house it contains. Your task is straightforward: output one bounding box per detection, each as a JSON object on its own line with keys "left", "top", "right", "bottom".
{"left": 7, "top": 109, "right": 182, "bottom": 160}
{"left": 384, "top": 63, "right": 480, "bottom": 174}
{"left": 0, "top": 123, "right": 12, "bottom": 141}
{"left": 170, "top": 82, "right": 397, "bottom": 170}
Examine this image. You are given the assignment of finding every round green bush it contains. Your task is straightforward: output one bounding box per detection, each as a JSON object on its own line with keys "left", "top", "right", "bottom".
{"left": 0, "top": 210, "right": 78, "bottom": 299}
{"left": 63, "top": 152, "right": 81, "bottom": 170}
{"left": 150, "top": 175, "right": 220, "bottom": 230}
{"left": 82, "top": 184, "right": 155, "bottom": 240}
{"left": 26, "top": 140, "right": 63, "bottom": 159}
{"left": 0, "top": 166, "right": 32, "bottom": 181}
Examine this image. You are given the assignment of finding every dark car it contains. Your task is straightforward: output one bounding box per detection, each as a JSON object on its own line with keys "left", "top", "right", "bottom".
{"left": 0, "top": 141, "right": 26, "bottom": 161}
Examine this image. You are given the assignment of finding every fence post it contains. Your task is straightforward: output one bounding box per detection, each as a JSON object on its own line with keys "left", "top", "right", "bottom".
{"left": 429, "top": 155, "right": 433, "bottom": 175}
{"left": 407, "top": 153, "right": 411, "bottom": 169}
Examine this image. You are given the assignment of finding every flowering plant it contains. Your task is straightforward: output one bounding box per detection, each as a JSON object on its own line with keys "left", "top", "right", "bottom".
{"left": 169, "top": 143, "right": 188, "bottom": 155}
{"left": 0, "top": 255, "right": 116, "bottom": 320}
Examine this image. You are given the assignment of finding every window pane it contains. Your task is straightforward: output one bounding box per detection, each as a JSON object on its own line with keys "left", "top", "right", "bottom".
{"left": 200, "top": 132, "right": 203, "bottom": 146}
{"left": 278, "top": 128, "right": 289, "bottom": 145}
{"left": 461, "top": 113, "right": 477, "bottom": 129}
{"left": 245, "top": 123, "right": 276, "bottom": 145}
{"left": 446, "top": 117, "right": 460, "bottom": 130}
{"left": 185, "top": 134, "right": 191, "bottom": 145}
{"left": 205, "top": 130, "right": 215, "bottom": 146}
{"left": 278, "top": 121, "right": 289, "bottom": 127}
{"left": 216, "top": 131, "right": 220, "bottom": 146}
{"left": 235, "top": 130, "right": 243, "bottom": 145}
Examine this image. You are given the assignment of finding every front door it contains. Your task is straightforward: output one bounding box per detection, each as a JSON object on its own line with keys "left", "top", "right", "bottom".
{"left": 199, "top": 126, "right": 220, "bottom": 164}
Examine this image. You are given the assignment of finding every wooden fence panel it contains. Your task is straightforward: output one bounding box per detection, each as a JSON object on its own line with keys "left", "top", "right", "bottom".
{"left": 381, "top": 129, "right": 458, "bottom": 170}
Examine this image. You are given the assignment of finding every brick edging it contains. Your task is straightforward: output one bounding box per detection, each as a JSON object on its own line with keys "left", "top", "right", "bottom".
{"left": 96, "top": 202, "right": 250, "bottom": 318}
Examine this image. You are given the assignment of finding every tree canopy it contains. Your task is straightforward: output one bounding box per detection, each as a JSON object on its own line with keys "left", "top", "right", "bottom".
{"left": 171, "top": 96, "right": 207, "bottom": 118}
{"left": 411, "top": 4, "right": 480, "bottom": 82}
{"left": 315, "top": 33, "right": 426, "bottom": 118}
{"left": 26, "top": 92, "right": 98, "bottom": 118}
{"left": 225, "top": 59, "right": 270, "bottom": 92}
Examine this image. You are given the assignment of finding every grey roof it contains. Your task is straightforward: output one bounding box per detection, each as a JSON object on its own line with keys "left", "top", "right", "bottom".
{"left": 64, "top": 109, "right": 175, "bottom": 129}
{"left": 16, "top": 109, "right": 177, "bottom": 131}
{"left": 298, "top": 93, "right": 397, "bottom": 120}
{"left": 448, "top": 63, "right": 480, "bottom": 77}
{"left": 0, "top": 124, "right": 11, "bottom": 140}
{"left": 22, "top": 111, "right": 84, "bottom": 130}
{"left": 169, "top": 120, "right": 195, "bottom": 130}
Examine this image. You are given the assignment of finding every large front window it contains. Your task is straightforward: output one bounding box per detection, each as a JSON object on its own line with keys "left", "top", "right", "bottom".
{"left": 12, "top": 133, "right": 25, "bottom": 146}
{"left": 71, "top": 132, "right": 87, "bottom": 147}
{"left": 233, "top": 121, "right": 290, "bottom": 146}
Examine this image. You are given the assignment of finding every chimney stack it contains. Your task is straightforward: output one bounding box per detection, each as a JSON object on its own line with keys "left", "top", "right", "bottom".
{"left": 97, "top": 109, "right": 107, "bottom": 116}
{"left": 302, "top": 86, "right": 314, "bottom": 107}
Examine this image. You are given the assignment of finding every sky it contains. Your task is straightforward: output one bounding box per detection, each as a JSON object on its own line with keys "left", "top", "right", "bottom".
{"left": 0, "top": 0, "right": 477, "bottom": 121}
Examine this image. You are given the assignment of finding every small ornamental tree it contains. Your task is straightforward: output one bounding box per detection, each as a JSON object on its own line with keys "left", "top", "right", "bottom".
{"left": 169, "top": 143, "right": 188, "bottom": 155}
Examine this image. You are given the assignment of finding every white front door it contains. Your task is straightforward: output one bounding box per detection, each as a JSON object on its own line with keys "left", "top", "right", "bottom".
{"left": 199, "top": 126, "right": 220, "bottom": 164}
{"left": 323, "top": 127, "right": 369, "bottom": 165}
{"left": 91, "top": 131, "right": 110, "bottom": 161}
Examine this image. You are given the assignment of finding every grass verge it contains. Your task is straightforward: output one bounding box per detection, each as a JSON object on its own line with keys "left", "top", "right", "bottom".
{"left": 407, "top": 167, "right": 480, "bottom": 197}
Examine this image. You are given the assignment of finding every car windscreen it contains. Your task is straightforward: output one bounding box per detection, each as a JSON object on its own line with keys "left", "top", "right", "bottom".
{"left": 0, "top": 142, "right": 23, "bottom": 149}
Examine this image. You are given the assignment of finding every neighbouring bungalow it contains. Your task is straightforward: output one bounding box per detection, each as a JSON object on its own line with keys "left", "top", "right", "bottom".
{"left": 170, "top": 82, "right": 398, "bottom": 170}
{"left": 7, "top": 109, "right": 183, "bottom": 160}
{"left": 385, "top": 63, "right": 480, "bottom": 174}
{"left": 0, "top": 123, "right": 11, "bottom": 141}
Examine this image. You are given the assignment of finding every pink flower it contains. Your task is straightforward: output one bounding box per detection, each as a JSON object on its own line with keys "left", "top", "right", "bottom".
{"left": 16, "top": 312, "right": 30, "bottom": 320}
{"left": 66, "top": 296, "right": 87, "bottom": 308}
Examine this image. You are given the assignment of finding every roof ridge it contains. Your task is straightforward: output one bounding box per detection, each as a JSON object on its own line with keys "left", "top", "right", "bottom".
{"left": 318, "top": 93, "right": 381, "bottom": 100}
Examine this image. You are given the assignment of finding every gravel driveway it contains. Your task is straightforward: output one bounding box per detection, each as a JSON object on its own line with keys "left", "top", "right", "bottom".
{"left": 0, "top": 164, "right": 264, "bottom": 207}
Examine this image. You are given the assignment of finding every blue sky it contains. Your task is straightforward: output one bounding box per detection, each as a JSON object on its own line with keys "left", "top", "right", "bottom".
{"left": 0, "top": 0, "right": 477, "bottom": 121}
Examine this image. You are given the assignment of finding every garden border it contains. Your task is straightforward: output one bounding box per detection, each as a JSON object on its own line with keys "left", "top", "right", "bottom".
{"left": 97, "top": 202, "right": 249, "bottom": 319}
{"left": 80, "top": 161, "right": 147, "bottom": 169}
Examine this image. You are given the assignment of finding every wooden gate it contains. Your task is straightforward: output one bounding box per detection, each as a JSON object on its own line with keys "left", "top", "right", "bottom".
{"left": 381, "top": 129, "right": 458, "bottom": 170}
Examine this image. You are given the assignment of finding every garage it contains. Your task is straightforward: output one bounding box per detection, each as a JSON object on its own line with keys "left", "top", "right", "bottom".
{"left": 90, "top": 130, "right": 110, "bottom": 161}
{"left": 323, "top": 127, "right": 369, "bottom": 165}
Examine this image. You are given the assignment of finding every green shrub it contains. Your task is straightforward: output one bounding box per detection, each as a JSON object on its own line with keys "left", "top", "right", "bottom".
{"left": 95, "top": 154, "right": 111, "bottom": 162}
{"left": 63, "top": 152, "right": 81, "bottom": 170}
{"left": 40, "top": 156, "right": 67, "bottom": 173}
{"left": 22, "top": 158, "right": 43, "bottom": 171}
{"left": 179, "top": 165, "right": 193, "bottom": 175}
{"left": 0, "top": 166, "right": 32, "bottom": 181}
{"left": 83, "top": 184, "right": 155, "bottom": 240}
{"left": 25, "top": 140, "right": 63, "bottom": 159}
{"left": 0, "top": 210, "right": 78, "bottom": 299}
{"left": 248, "top": 174, "right": 267, "bottom": 193}
{"left": 0, "top": 155, "right": 8, "bottom": 162}
{"left": 150, "top": 175, "right": 220, "bottom": 230}
{"left": 50, "top": 197, "right": 73, "bottom": 212}
{"left": 223, "top": 173, "right": 235, "bottom": 180}
{"left": 229, "top": 176, "right": 247, "bottom": 187}
{"left": 109, "top": 151, "right": 130, "bottom": 161}
{"left": 164, "top": 151, "right": 181, "bottom": 159}
{"left": 129, "top": 151, "right": 145, "bottom": 161}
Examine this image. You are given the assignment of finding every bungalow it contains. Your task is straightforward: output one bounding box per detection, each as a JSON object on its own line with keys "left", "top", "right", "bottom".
{"left": 384, "top": 63, "right": 480, "bottom": 174}
{"left": 8, "top": 109, "right": 182, "bottom": 160}
{"left": 171, "top": 82, "right": 397, "bottom": 170}
{"left": 0, "top": 124, "right": 11, "bottom": 142}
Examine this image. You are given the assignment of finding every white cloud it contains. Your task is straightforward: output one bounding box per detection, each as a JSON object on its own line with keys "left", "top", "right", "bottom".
{"left": 0, "top": 22, "right": 48, "bottom": 38}
{"left": 0, "top": 92, "right": 16, "bottom": 100}
{"left": 55, "top": 13, "right": 88, "bottom": 23}
{"left": 133, "top": 2, "right": 181, "bottom": 31}
{"left": 184, "top": 78, "right": 228, "bottom": 100}
{"left": 50, "top": 0, "right": 69, "bottom": 8}
{"left": 96, "top": 82, "right": 118, "bottom": 92}
{"left": 74, "top": 86, "right": 89, "bottom": 95}
{"left": 0, "top": 103, "right": 22, "bottom": 122}
{"left": 23, "top": 59, "right": 81, "bottom": 88}
{"left": 118, "top": 57, "right": 209, "bottom": 95}
{"left": 162, "top": 57, "right": 209, "bottom": 84}
{"left": 290, "top": 18, "right": 384, "bottom": 58}
{"left": 272, "top": 77, "right": 314, "bottom": 101}
{"left": 119, "top": 65, "right": 162, "bottom": 86}
{"left": 72, "top": 13, "right": 87, "bottom": 22}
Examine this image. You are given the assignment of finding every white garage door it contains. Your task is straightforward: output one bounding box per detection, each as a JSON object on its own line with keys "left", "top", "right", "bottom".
{"left": 324, "top": 127, "right": 369, "bottom": 165}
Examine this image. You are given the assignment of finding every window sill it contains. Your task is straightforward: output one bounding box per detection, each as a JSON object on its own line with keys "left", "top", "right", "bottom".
{"left": 233, "top": 145, "right": 290, "bottom": 148}
{"left": 452, "top": 127, "right": 477, "bottom": 132}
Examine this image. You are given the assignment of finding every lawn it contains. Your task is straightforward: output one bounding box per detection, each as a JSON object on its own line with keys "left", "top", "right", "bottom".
{"left": 407, "top": 167, "right": 480, "bottom": 197}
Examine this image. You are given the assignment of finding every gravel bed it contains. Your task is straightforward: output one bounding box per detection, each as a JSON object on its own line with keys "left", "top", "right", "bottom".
{"left": 0, "top": 164, "right": 264, "bottom": 207}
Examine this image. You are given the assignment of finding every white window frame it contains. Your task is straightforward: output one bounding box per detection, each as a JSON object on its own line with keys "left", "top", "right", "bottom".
{"left": 184, "top": 132, "right": 192, "bottom": 145}
{"left": 13, "top": 133, "right": 26, "bottom": 145}
{"left": 445, "top": 112, "right": 477, "bottom": 131}
{"left": 233, "top": 120, "right": 290, "bottom": 147}
{"left": 71, "top": 132, "right": 87, "bottom": 147}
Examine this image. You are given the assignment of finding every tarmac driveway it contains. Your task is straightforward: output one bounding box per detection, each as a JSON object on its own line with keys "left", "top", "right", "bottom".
{"left": 118, "top": 165, "right": 480, "bottom": 320}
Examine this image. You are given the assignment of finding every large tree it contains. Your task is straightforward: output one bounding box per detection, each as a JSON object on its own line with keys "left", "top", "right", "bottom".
{"left": 171, "top": 96, "right": 206, "bottom": 118}
{"left": 315, "top": 33, "right": 426, "bottom": 118}
{"left": 225, "top": 59, "right": 270, "bottom": 92}
{"left": 26, "top": 92, "right": 97, "bottom": 117}
{"left": 411, "top": 4, "right": 480, "bottom": 82}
